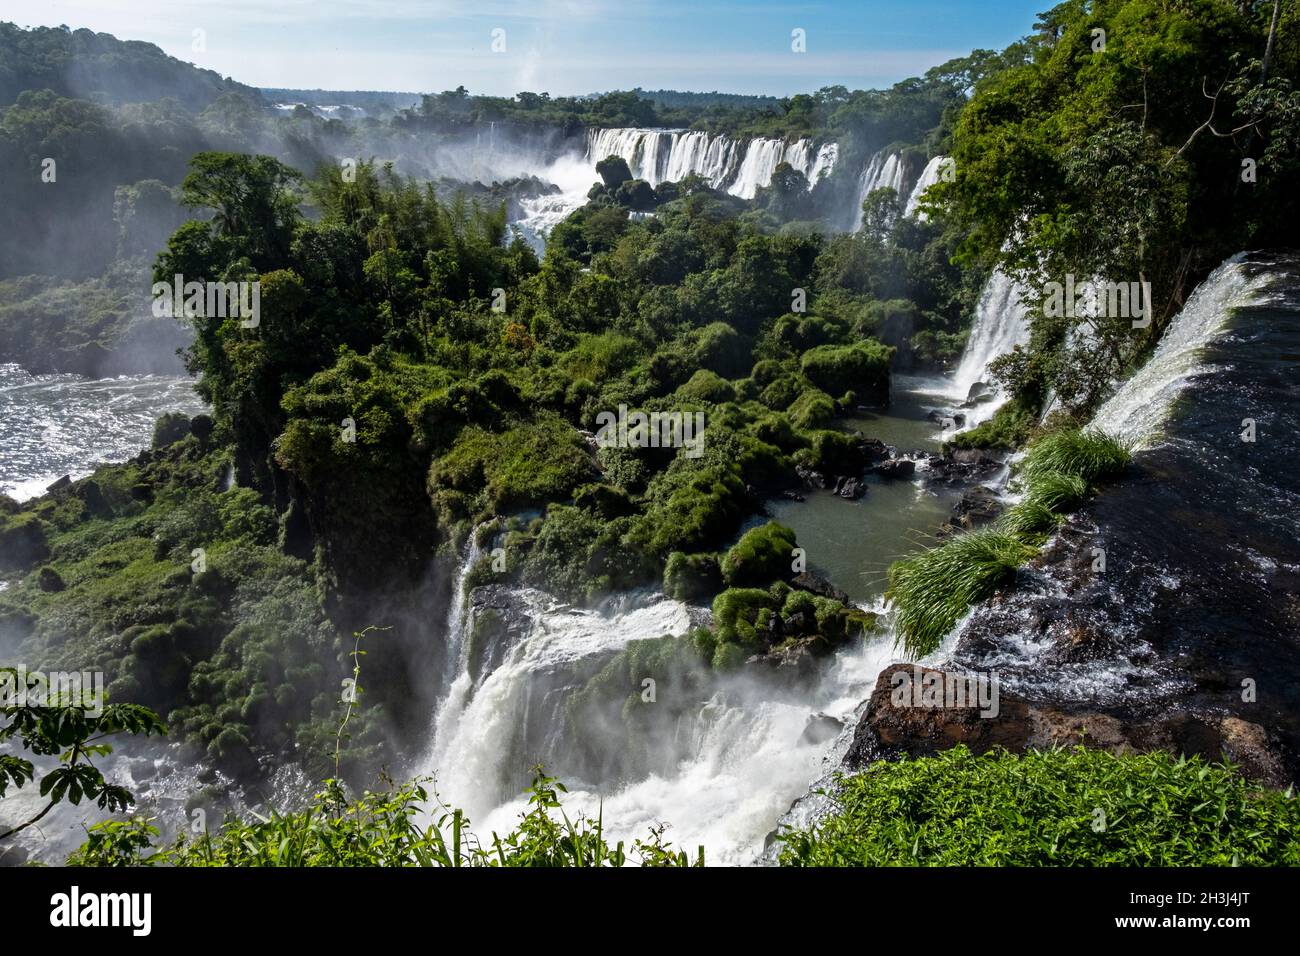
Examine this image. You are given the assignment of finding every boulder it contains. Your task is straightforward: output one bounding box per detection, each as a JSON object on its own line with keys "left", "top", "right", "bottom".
{"left": 838, "top": 477, "right": 864, "bottom": 500}
{"left": 801, "top": 712, "right": 844, "bottom": 746}
{"left": 875, "top": 458, "right": 916, "bottom": 480}
{"left": 791, "top": 571, "right": 851, "bottom": 604}
{"left": 843, "top": 663, "right": 1290, "bottom": 785}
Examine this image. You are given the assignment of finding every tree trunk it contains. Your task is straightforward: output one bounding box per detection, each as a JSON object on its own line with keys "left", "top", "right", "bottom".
{"left": 1261, "top": 0, "right": 1282, "bottom": 84}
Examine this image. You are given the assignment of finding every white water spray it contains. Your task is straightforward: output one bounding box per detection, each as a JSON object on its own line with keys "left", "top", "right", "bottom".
{"left": 1091, "top": 254, "right": 1265, "bottom": 449}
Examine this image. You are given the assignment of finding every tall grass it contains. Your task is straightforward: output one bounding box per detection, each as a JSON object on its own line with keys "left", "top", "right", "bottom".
{"left": 886, "top": 528, "right": 1037, "bottom": 659}
{"left": 1020, "top": 428, "right": 1132, "bottom": 484}
{"left": 886, "top": 427, "right": 1130, "bottom": 660}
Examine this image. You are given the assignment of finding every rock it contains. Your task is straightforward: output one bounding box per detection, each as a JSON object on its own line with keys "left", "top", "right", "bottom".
{"left": 45, "top": 475, "right": 72, "bottom": 494}
{"left": 859, "top": 438, "right": 889, "bottom": 461}
{"left": 190, "top": 414, "right": 215, "bottom": 443}
{"left": 791, "top": 571, "right": 851, "bottom": 604}
{"left": 75, "top": 479, "right": 110, "bottom": 517}
{"left": 37, "top": 566, "right": 65, "bottom": 592}
{"left": 965, "top": 381, "right": 995, "bottom": 403}
{"left": 876, "top": 459, "right": 916, "bottom": 480}
{"left": 838, "top": 477, "right": 864, "bottom": 500}
{"left": 783, "top": 611, "right": 812, "bottom": 635}
{"left": 924, "top": 452, "right": 1003, "bottom": 486}
{"left": 795, "top": 465, "right": 828, "bottom": 490}
{"left": 951, "top": 486, "right": 1003, "bottom": 529}
{"left": 801, "top": 712, "right": 844, "bottom": 745}
{"left": 843, "top": 663, "right": 1291, "bottom": 785}
{"left": 780, "top": 490, "right": 806, "bottom": 502}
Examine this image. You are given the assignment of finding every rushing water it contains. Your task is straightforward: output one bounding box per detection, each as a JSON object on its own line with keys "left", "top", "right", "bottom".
{"left": 417, "top": 372, "right": 968, "bottom": 864}
{"left": 904, "top": 155, "right": 947, "bottom": 220}
{"left": 0, "top": 363, "right": 207, "bottom": 501}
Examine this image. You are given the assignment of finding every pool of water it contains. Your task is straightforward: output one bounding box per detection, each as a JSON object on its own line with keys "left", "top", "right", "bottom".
{"left": 764, "top": 376, "right": 965, "bottom": 604}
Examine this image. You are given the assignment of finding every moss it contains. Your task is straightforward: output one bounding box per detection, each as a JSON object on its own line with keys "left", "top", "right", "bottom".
{"left": 675, "top": 369, "right": 735, "bottom": 404}
{"left": 152, "top": 411, "right": 192, "bottom": 449}
{"left": 663, "top": 551, "right": 723, "bottom": 601}
{"left": 711, "top": 587, "right": 777, "bottom": 644}
{"left": 799, "top": 341, "right": 892, "bottom": 405}
{"left": 430, "top": 413, "right": 597, "bottom": 518}
{"left": 787, "top": 387, "right": 835, "bottom": 430}
{"left": 721, "top": 521, "right": 798, "bottom": 588}
{"left": 946, "top": 399, "right": 1037, "bottom": 451}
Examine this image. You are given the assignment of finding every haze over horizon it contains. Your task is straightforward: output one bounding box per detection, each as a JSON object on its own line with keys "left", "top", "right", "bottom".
{"left": 0, "top": 0, "right": 1046, "bottom": 97}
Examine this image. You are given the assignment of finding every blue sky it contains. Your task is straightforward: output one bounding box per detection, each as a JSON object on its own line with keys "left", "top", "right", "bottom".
{"left": 0, "top": 1, "right": 1046, "bottom": 96}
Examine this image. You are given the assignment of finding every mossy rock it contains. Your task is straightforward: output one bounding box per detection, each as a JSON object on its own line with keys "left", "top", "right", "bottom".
{"left": 663, "top": 551, "right": 722, "bottom": 601}
{"left": 0, "top": 512, "right": 50, "bottom": 572}
{"left": 721, "top": 521, "right": 798, "bottom": 589}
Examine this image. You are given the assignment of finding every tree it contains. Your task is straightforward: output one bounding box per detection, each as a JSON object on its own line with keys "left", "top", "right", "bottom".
{"left": 1, "top": 670, "right": 165, "bottom": 843}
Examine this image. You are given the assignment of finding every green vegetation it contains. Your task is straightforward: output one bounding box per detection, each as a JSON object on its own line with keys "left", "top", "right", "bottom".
{"left": 889, "top": 427, "right": 1131, "bottom": 658}
{"left": 886, "top": 529, "right": 1036, "bottom": 659}
{"left": 1, "top": 674, "right": 165, "bottom": 842}
{"left": 937, "top": 0, "right": 1300, "bottom": 419}
{"left": 68, "top": 771, "right": 702, "bottom": 867}
{"left": 778, "top": 746, "right": 1300, "bottom": 866}
{"left": 720, "top": 521, "right": 797, "bottom": 588}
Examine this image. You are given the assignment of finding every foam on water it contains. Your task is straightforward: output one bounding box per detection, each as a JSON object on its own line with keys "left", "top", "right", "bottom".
{"left": 0, "top": 364, "right": 207, "bottom": 500}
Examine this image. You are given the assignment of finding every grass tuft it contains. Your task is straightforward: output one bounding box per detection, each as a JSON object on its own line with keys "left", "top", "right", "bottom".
{"left": 885, "top": 528, "right": 1037, "bottom": 659}
{"left": 1020, "top": 428, "right": 1132, "bottom": 484}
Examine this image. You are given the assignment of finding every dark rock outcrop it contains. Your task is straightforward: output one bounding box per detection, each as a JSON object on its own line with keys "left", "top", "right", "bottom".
{"left": 845, "top": 664, "right": 1290, "bottom": 786}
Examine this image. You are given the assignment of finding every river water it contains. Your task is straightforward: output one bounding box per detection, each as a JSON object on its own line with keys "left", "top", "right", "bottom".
{"left": 0, "top": 363, "right": 206, "bottom": 501}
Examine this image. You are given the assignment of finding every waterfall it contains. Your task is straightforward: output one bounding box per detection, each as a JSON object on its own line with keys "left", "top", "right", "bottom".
{"left": 904, "top": 155, "right": 947, "bottom": 220}
{"left": 950, "top": 269, "right": 1033, "bottom": 405}
{"left": 443, "top": 616, "right": 907, "bottom": 865}
{"left": 583, "top": 128, "right": 837, "bottom": 197}
{"left": 1090, "top": 254, "right": 1266, "bottom": 449}
{"left": 441, "top": 526, "right": 487, "bottom": 685}
{"left": 850, "top": 150, "right": 909, "bottom": 231}
{"left": 423, "top": 588, "right": 692, "bottom": 819}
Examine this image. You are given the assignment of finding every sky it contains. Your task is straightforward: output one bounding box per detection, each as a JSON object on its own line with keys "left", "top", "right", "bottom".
{"left": 0, "top": 1, "right": 1047, "bottom": 97}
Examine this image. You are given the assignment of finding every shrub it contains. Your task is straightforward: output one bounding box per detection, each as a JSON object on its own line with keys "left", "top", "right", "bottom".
{"left": 799, "top": 341, "right": 892, "bottom": 404}
{"left": 720, "top": 522, "right": 797, "bottom": 588}
{"left": 675, "top": 369, "right": 734, "bottom": 404}
{"left": 151, "top": 412, "right": 192, "bottom": 449}
{"left": 711, "top": 587, "right": 776, "bottom": 644}
{"left": 70, "top": 772, "right": 704, "bottom": 867}
{"left": 663, "top": 551, "right": 723, "bottom": 601}
{"left": 787, "top": 387, "right": 834, "bottom": 430}
{"left": 778, "top": 746, "right": 1300, "bottom": 866}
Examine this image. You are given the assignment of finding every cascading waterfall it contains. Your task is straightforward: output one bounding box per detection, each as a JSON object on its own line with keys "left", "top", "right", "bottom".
{"left": 945, "top": 269, "right": 1033, "bottom": 425}
{"left": 1090, "top": 253, "right": 1265, "bottom": 449}
{"left": 850, "top": 150, "right": 909, "bottom": 231}
{"left": 440, "top": 527, "right": 487, "bottom": 685}
{"left": 583, "top": 127, "right": 838, "bottom": 197}
{"left": 423, "top": 588, "right": 692, "bottom": 819}
{"left": 904, "top": 155, "right": 947, "bottom": 220}
{"left": 445, "top": 615, "right": 909, "bottom": 865}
